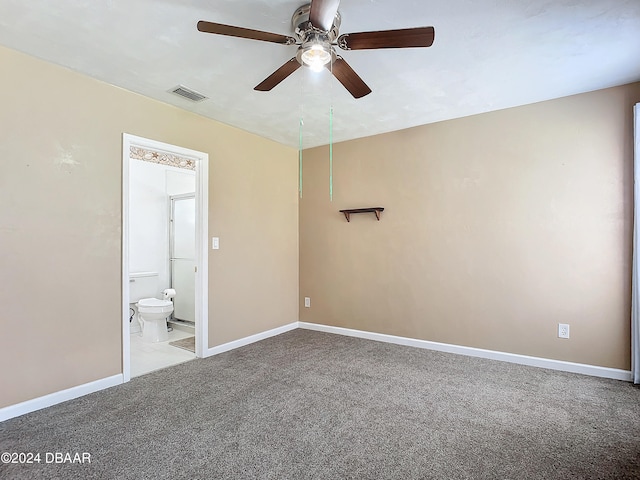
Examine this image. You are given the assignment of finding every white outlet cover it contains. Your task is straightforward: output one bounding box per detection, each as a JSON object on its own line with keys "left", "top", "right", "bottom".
{"left": 212, "top": 237, "right": 219, "bottom": 250}
{"left": 558, "top": 323, "right": 570, "bottom": 339}
{"left": 304, "top": 297, "right": 310, "bottom": 308}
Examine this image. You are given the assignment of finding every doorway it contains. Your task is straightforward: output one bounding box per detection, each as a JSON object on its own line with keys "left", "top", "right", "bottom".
{"left": 122, "top": 134, "right": 209, "bottom": 382}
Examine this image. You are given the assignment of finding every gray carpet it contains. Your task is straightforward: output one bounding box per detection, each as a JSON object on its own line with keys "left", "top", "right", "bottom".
{"left": 1, "top": 329, "right": 639, "bottom": 479}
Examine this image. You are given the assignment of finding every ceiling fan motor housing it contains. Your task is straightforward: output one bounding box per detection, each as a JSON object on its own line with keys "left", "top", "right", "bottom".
{"left": 291, "top": 4, "right": 341, "bottom": 44}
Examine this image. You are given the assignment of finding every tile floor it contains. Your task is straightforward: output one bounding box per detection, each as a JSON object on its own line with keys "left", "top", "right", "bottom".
{"left": 130, "top": 328, "right": 196, "bottom": 378}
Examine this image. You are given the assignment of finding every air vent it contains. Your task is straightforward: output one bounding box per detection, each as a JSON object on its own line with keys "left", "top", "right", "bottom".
{"left": 169, "top": 85, "right": 208, "bottom": 102}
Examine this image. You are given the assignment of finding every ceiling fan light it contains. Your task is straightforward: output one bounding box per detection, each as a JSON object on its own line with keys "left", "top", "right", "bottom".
{"left": 301, "top": 44, "right": 331, "bottom": 72}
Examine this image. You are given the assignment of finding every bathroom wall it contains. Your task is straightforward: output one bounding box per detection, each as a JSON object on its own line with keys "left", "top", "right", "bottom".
{"left": 167, "top": 168, "right": 196, "bottom": 197}
{"left": 0, "top": 44, "right": 299, "bottom": 409}
{"left": 129, "top": 159, "right": 195, "bottom": 293}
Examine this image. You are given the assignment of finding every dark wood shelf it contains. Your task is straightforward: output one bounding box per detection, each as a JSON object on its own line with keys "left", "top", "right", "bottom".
{"left": 339, "top": 207, "right": 384, "bottom": 222}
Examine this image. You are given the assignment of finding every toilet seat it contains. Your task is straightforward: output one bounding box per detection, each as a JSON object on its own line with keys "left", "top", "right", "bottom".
{"left": 137, "top": 298, "right": 172, "bottom": 308}
{"left": 137, "top": 298, "right": 173, "bottom": 315}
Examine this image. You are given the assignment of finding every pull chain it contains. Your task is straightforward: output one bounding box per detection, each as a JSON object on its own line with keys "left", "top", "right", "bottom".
{"left": 329, "top": 105, "right": 333, "bottom": 202}
{"left": 298, "top": 67, "right": 305, "bottom": 198}
{"left": 299, "top": 117, "right": 303, "bottom": 198}
{"left": 329, "top": 57, "right": 334, "bottom": 201}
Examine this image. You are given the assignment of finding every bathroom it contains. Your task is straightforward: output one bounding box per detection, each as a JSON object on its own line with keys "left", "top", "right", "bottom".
{"left": 128, "top": 147, "right": 197, "bottom": 377}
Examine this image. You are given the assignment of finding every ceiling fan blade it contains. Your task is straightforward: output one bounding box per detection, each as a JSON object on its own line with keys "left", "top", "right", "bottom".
{"left": 337, "top": 26, "right": 435, "bottom": 50}
{"left": 197, "top": 21, "right": 296, "bottom": 45}
{"left": 327, "top": 56, "right": 371, "bottom": 99}
{"left": 254, "top": 58, "right": 301, "bottom": 91}
{"left": 309, "top": 0, "right": 341, "bottom": 31}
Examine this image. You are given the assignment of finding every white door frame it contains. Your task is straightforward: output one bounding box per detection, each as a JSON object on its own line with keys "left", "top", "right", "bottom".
{"left": 122, "top": 133, "right": 209, "bottom": 382}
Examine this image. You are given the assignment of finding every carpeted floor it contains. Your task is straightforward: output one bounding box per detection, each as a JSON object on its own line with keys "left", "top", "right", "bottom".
{"left": 169, "top": 336, "right": 195, "bottom": 353}
{"left": 1, "top": 329, "right": 639, "bottom": 479}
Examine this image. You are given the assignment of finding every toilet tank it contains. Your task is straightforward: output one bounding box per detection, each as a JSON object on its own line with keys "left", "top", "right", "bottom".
{"left": 129, "top": 272, "right": 159, "bottom": 302}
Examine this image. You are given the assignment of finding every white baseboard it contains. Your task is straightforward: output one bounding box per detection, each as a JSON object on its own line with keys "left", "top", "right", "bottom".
{"left": 0, "top": 374, "right": 123, "bottom": 423}
{"left": 298, "top": 322, "right": 632, "bottom": 382}
{"left": 204, "top": 322, "right": 299, "bottom": 357}
{"left": 3, "top": 320, "right": 630, "bottom": 423}
{"left": 1, "top": 323, "right": 298, "bottom": 423}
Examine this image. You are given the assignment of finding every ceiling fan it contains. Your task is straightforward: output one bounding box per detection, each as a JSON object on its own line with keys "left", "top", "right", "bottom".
{"left": 197, "top": 0, "right": 435, "bottom": 99}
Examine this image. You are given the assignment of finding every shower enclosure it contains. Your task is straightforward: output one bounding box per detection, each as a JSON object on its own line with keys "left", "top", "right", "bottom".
{"left": 170, "top": 194, "right": 195, "bottom": 323}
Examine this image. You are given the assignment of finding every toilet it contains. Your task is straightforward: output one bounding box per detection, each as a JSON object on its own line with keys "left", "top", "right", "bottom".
{"left": 129, "top": 272, "right": 175, "bottom": 343}
{"left": 137, "top": 297, "right": 174, "bottom": 343}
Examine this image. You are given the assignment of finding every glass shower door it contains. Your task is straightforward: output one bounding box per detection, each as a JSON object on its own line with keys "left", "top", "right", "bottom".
{"left": 170, "top": 194, "right": 195, "bottom": 322}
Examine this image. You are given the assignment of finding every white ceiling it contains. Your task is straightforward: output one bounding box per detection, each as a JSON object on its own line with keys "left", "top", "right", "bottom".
{"left": 0, "top": 0, "right": 639, "bottom": 148}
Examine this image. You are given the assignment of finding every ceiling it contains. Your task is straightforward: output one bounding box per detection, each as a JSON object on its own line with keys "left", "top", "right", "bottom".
{"left": 0, "top": 0, "right": 639, "bottom": 149}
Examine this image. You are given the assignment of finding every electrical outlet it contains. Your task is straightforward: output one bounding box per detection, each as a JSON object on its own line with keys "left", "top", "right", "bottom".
{"left": 304, "top": 297, "right": 310, "bottom": 308}
{"left": 558, "top": 323, "right": 570, "bottom": 339}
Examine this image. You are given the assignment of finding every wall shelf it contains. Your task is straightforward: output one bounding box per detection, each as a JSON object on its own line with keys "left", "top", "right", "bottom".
{"left": 339, "top": 207, "right": 384, "bottom": 222}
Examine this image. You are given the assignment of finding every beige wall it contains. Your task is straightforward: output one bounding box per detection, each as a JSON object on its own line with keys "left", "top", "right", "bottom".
{"left": 300, "top": 83, "right": 640, "bottom": 370}
{"left": 0, "top": 45, "right": 298, "bottom": 408}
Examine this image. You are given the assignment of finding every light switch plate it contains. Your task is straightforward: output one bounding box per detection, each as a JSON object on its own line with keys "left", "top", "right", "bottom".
{"left": 212, "top": 237, "right": 219, "bottom": 250}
